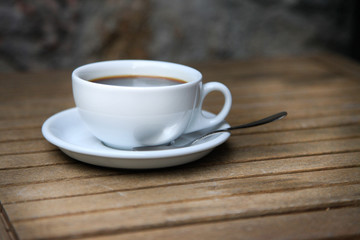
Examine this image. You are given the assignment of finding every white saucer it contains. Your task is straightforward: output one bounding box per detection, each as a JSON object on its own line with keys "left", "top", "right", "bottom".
{"left": 42, "top": 108, "right": 230, "bottom": 169}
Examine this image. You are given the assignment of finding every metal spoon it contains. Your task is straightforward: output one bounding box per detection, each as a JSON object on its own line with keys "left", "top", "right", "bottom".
{"left": 134, "top": 111, "right": 287, "bottom": 151}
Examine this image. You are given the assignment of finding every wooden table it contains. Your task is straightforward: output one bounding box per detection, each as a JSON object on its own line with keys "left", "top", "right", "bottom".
{"left": 1, "top": 53, "right": 360, "bottom": 240}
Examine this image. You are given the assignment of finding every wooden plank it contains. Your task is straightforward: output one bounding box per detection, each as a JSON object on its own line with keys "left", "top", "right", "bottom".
{"left": 0, "top": 128, "right": 42, "bottom": 142}
{"left": 5, "top": 76, "right": 360, "bottom": 104}
{"left": 313, "top": 53, "right": 360, "bottom": 77}
{"left": 2, "top": 88, "right": 360, "bottom": 120}
{"left": 0, "top": 56, "right": 327, "bottom": 88}
{"left": 0, "top": 71, "right": 71, "bottom": 97}
{"left": 205, "top": 76, "right": 360, "bottom": 97}
{"left": 1, "top": 84, "right": 359, "bottom": 121}
{"left": 1, "top": 138, "right": 360, "bottom": 187}
{"left": 0, "top": 162, "right": 119, "bottom": 188}
{"left": 5, "top": 74, "right": 356, "bottom": 110}
{"left": 0, "top": 117, "right": 46, "bottom": 131}
{"left": 1, "top": 115, "right": 360, "bottom": 157}
{"left": 0, "top": 58, "right": 331, "bottom": 103}
{"left": 1, "top": 104, "right": 359, "bottom": 133}
{"left": 1, "top": 124, "right": 360, "bottom": 152}
{"left": 211, "top": 138, "right": 360, "bottom": 166}
{"left": 203, "top": 76, "right": 359, "bottom": 96}
{"left": 79, "top": 207, "right": 360, "bottom": 240}
{"left": 227, "top": 114, "right": 360, "bottom": 134}
{"left": 231, "top": 125, "right": 360, "bottom": 146}
{"left": 0, "top": 151, "right": 74, "bottom": 170}
{"left": 2, "top": 73, "right": 359, "bottom": 121}
{"left": 204, "top": 85, "right": 360, "bottom": 105}
{"left": 0, "top": 102, "right": 74, "bottom": 120}
{"left": 2, "top": 89, "right": 358, "bottom": 123}
{"left": 228, "top": 96, "right": 360, "bottom": 111}
{"left": 1, "top": 124, "right": 360, "bottom": 171}
{"left": 0, "top": 151, "right": 358, "bottom": 204}
{"left": 0, "top": 203, "right": 16, "bottom": 240}
{"left": 4, "top": 75, "right": 359, "bottom": 101}
{"left": 2, "top": 74, "right": 354, "bottom": 100}
{"left": 0, "top": 139, "right": 57, "bottom": 156}
{"left": 225, "top": 113, "right": 360, "bottom": 137}
{"left": 0, "top": 55, "right": 359, "bottom": 240}
{"left": 229, "top": 106, "right": 360, "bottom": 122}
{"left": 219, "top": 100, "right": 360, "bottom": 121}
{"left": 4, "top": 75, "right": 359, "bottom": 104}
{"left": 4, "top": 168, "right": 359, "bottom": 222}
{"left": 11, "top": 184, "right": 360, "bottom": 240}
{"left": 195, "top": 55, "right": 331, "bottom": 77}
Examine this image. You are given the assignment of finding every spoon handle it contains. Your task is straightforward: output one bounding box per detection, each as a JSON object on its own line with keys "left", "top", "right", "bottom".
{"left": 184, "top": 111, "right": 288, "bottom": 147}
{"left": 216, "top": 111, "right": 288, "bottom": 133}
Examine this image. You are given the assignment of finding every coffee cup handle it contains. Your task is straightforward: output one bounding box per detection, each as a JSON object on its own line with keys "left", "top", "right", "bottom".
{"left": 184, "top": 82, "right": 232, "bottom": 133}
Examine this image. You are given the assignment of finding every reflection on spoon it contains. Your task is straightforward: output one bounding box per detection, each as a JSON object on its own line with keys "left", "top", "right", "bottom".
{"left": 133, "top": 111, "right": 287, "bottom": 151}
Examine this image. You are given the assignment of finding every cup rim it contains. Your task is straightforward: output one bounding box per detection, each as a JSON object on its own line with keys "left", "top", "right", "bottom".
{"left": 72, "top": 59, "right": 202, "bottom": 90}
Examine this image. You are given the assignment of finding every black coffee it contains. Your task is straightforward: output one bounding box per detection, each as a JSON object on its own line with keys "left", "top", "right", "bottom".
{"left": 91, "top": 75, "right": 186, "bottom": 87}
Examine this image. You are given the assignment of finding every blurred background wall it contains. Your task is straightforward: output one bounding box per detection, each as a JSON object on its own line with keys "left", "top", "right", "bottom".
{"left": 0, "top": 0, "right": 358, "bottom": 72}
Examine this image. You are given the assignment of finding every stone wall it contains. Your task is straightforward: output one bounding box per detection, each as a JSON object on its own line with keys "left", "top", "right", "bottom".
{"left": 0, "top": 0, "right": 357, "bottom": 72}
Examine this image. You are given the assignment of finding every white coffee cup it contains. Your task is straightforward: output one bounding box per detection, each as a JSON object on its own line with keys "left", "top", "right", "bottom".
{"left": 72, "top": 60, "right": 232, "bottom": 149}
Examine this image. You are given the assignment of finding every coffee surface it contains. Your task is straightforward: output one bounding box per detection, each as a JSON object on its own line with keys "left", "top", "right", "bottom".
{"left": 91, "top": 75, "right": 186, "bottom": 87}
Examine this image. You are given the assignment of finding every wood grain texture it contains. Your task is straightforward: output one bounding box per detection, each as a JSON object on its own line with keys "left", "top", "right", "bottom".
{"left": 0, "top": 138, "right": 359, "bottom": 188}
{"left": 0, "top": 53, "right": 360, "bottom": 240}
{"left": 5, "top": 168, "right": 360, "bottom": 222}
{"left": 0, "top": 151, "right": 359, "bottom": 203}
{"left": 0, "top": 152, "right": 358, "bottom": 205}
{"left": 81, "top": 207, "right": 360, "bottom": 240}
{"left": 11, "top": 184, "right": 360, "bottom": 239}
